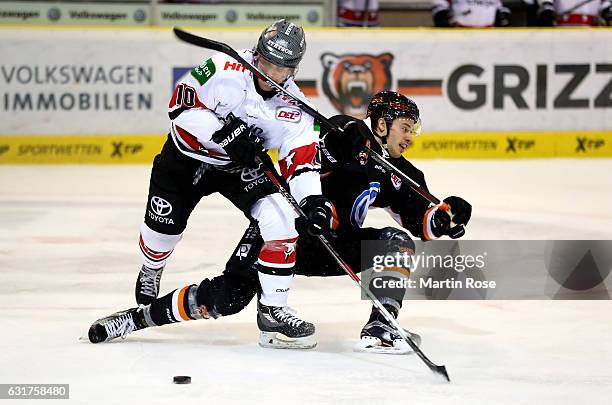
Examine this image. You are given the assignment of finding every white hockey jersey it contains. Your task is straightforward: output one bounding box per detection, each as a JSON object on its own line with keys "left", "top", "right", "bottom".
{"left": 337, "top": 0, "right": 380, "bottom": 27}
{"left": 168, "top": 50, "right": 321, "bottom": 204}
{"left": 432, "top": 0, "right": 505, "bottom": 27}
{"left": 553, "top": 0, "right": 611, "bottom": 25}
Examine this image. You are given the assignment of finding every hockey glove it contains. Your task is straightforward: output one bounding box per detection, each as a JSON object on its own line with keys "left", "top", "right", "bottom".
{"left": 495, "top": 6, "right": 512, "bottom": 27}
{"left": 323, "top": 120, "right": 370, "bottom": 165}
{"left": 433, "top": 9, "right": 453, "bottom": 27}
{"left": 537, "top": 1, "right": 556, "bottom": 26}
{"left": 444, "top": 196, "right": 472, "bottom": 226}
{"left": 430, "top": 208, "right": 451, "bottom": 238}
{"left": 212, "top": 115, "right": 267, "bottom": 168}
{"left": 296, "top": 195, "right": 334, "bottom": 237}
{"left": 443, "top": 196, "right": 471, "bottom": 239}
{"left": 602, "top": 6, "right": 612, "bottom": 25}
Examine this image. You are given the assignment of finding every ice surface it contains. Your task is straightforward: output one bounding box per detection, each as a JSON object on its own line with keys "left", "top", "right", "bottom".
{"left": 1, "top": 160, "right": 611, "bottom": 404}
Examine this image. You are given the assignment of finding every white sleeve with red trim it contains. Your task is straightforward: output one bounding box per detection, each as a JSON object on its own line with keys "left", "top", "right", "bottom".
{"left": 168, "top": 52, "right": 248, "bottom": 164}
{"left": 276, "top": 92, "right": 321, "bottom": 204}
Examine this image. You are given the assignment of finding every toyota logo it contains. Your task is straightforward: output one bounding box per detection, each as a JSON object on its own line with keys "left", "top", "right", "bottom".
{"left": 240, "top": 163, "right": 264, "bottom": 182}
{"left": 150, "top": 196, "right": 173, "bottom": 217}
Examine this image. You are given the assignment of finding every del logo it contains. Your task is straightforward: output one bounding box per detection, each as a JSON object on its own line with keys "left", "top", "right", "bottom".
{"left": 390, "top": 173, "right": 402, "bottom": 190}
{"left": 276, "top": 107, "right": 302, "bottom": 122}
{"left": 320, "top": 52, "right": 393, "bottom": 117}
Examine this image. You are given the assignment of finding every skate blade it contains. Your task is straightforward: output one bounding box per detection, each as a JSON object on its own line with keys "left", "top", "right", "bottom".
{"left": 258, "top": 331, "right": 317, "bottom": 350}
{"left": 354, "top": 330, "right": 421, "bottom": 355}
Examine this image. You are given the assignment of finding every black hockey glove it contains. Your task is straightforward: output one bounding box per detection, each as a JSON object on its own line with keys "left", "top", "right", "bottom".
{"left": 323, "top": 120, "right": 370, "bottom": 165}
{"left": 495, "top": 6, "right": 511, "bottom": 27}
{"left": 430, "top": 209, "right": 451, "bottom": 238}
{"left": 537, "top": 1, "right": 556, "bottom": 26}
{"left": 433, "top": 9, "right": 453, "bottom": 27}
{"left": 443, "top": 196, "right": 472, "bottom": 226}
{"left": 442, "top": 196, "right": 471, "bottom": 239}
{"left": 296, "top": 195, "right": 334, "bottom": 237}
{"left": 212, "top": 115, "right": 267, "bottom": 168}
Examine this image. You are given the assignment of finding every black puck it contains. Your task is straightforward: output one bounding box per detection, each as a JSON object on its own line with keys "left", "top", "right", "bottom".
{"left": 173, "top": 376, "right": 191, "bottom": 384}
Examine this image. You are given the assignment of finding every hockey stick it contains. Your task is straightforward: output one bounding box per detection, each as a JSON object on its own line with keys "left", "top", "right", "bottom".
{"left": 253, "top": 155, "right": 450, "bottom": 382}
{"left": 173, "top": 27, "right": 465, "bottom": 234}
{"left": 174, "top": 28, "right": 451, "bottom": 380}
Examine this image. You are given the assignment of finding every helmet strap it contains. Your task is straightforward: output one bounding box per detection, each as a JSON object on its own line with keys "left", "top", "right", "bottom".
{"left": 373, "top": 117, "right": 392, "bottom": 151}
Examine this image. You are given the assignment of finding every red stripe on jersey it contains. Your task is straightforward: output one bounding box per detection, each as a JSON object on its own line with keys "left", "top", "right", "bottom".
{"left": 139, "top": 234, "right": 172, "bottom": 261}
{"left": 258, "top": 237, "right": 298, "bottom": 267}
{"left": 174, "top": 125, "right": 204, "bottom": 151}
{"left": 173, "top": 125, "right": 229, "bottom": 158}
{"left": 279, "top": 142, "right": 319, "bottom": 180}
{"left": 558, "top": 14, "right": 596, "bottom": 26}
{"left": 337, "top": 7, "right": 379, "bottom": 23}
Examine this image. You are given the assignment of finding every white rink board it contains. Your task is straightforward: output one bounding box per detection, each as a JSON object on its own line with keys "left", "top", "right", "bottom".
{"left": 0, "top": 27, "right": 611, "bottom": 135}
{"left": 0, "top": 160, "right": 611, "bottom": 404}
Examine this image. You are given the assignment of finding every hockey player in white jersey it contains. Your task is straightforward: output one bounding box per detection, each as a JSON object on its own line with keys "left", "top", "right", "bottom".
{"left": 88, "top": 92, "right": 472, "bottom": 355}
{"left": 102, "top": 19, "right": 332, "bottom": 347}
{"left": 528, "top": 0, "right": 612, "bottom": 26}
{"left": 432, "top": 0, "right": 512, "bottom": 27}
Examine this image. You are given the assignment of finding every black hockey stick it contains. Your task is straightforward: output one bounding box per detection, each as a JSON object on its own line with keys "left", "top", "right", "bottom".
{"left": 174, "top": 27, "right": 451, "bottom": 381}
{"left": 253, "top": 155, "right": 450, "bottom": 382}
{"left": 173, "top": 27, "right": 465, "bottom": 236}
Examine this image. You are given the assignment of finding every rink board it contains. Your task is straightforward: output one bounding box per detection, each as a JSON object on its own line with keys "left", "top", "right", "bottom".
{"left": 0, "top": 28, "right": 610, "bottom": 133}
{"left": 0, "top": 131, "right": 610, "bottom": 163}
{"left": 1, "top": 27, "right": 611, "bottom": 162}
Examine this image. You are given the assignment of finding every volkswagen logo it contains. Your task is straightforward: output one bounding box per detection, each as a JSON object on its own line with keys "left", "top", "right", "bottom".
{"left": 240, "top": 163, "right": 264, "bottom": 182}
{"left": 150, "top": 196, "right": 173, "bottom": 217}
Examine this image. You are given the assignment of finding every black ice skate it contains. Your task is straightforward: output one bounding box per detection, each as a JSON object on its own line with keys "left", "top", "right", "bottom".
{"left": 88, "top": 308, "right": 148, "bottom": 344}
{"left": 355, "top": 304, "right": 421, "bottom": 355}
{"left": 135, "top": 265, "right": 164, "bottom": 306}
{"left": 257, "top": 302, "right": 316, "bottom": 349}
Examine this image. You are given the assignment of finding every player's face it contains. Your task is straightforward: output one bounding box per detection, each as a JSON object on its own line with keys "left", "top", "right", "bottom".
{"left": 256, "top": 56, "right": 296, "bottom": 91}
{"left": 386, "top": 118, "right": 421, "bottom": 158}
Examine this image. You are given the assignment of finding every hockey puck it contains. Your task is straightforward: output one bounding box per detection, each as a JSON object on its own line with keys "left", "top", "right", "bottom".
{"left": 173, "top": 376, "right": 191, "bottom": 384}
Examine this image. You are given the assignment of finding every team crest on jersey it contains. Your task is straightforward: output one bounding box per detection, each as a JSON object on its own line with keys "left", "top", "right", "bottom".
{"left": 275, "top": 107, "right": 302, "bottom": 123}
{"left": 320, "top": 52, "right": 394, "bottom": 117}
{"left": 391, "top": 173, "right": 402, "bottom": 190}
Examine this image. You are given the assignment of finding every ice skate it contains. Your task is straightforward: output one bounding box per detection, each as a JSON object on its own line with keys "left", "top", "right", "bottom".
{"left": 354, "top": 304, "right": 421, "bottom": 355}
{"left": 88, "top": 307, "right": 148, "bottom": 344}
{"left": 135, "top": 265, "right": 164, "bottom": 306}
{"left": 257, "top": 302, "right": 316, "bottom": 349}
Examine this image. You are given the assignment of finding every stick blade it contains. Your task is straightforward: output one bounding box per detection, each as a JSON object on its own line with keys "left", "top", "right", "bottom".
{"left": 173, "top": 27, "right": 229, "bottom": 55}
{"left": 433, "top": 365, "right": 451, "bottom": 382}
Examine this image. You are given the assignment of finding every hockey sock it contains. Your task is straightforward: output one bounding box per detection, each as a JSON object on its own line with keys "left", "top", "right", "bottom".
{"left": 369, "top": 266, "right": 409, "bottom": 305}
{"left": 258, "top": 270, "right": 293, "bottom": 307}
{"left": 256, "top": 239, "right": 297, "bottom": 307}
{"left": 142, "top": 285, "right": 207, "bottom": 327}
{"left": 139, "top": 232, "right": 173, "bottom": 270}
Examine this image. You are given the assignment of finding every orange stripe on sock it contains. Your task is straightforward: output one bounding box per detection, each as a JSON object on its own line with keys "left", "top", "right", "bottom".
{"left": 177, "top": 286, "right": 191, "bottom": 321}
